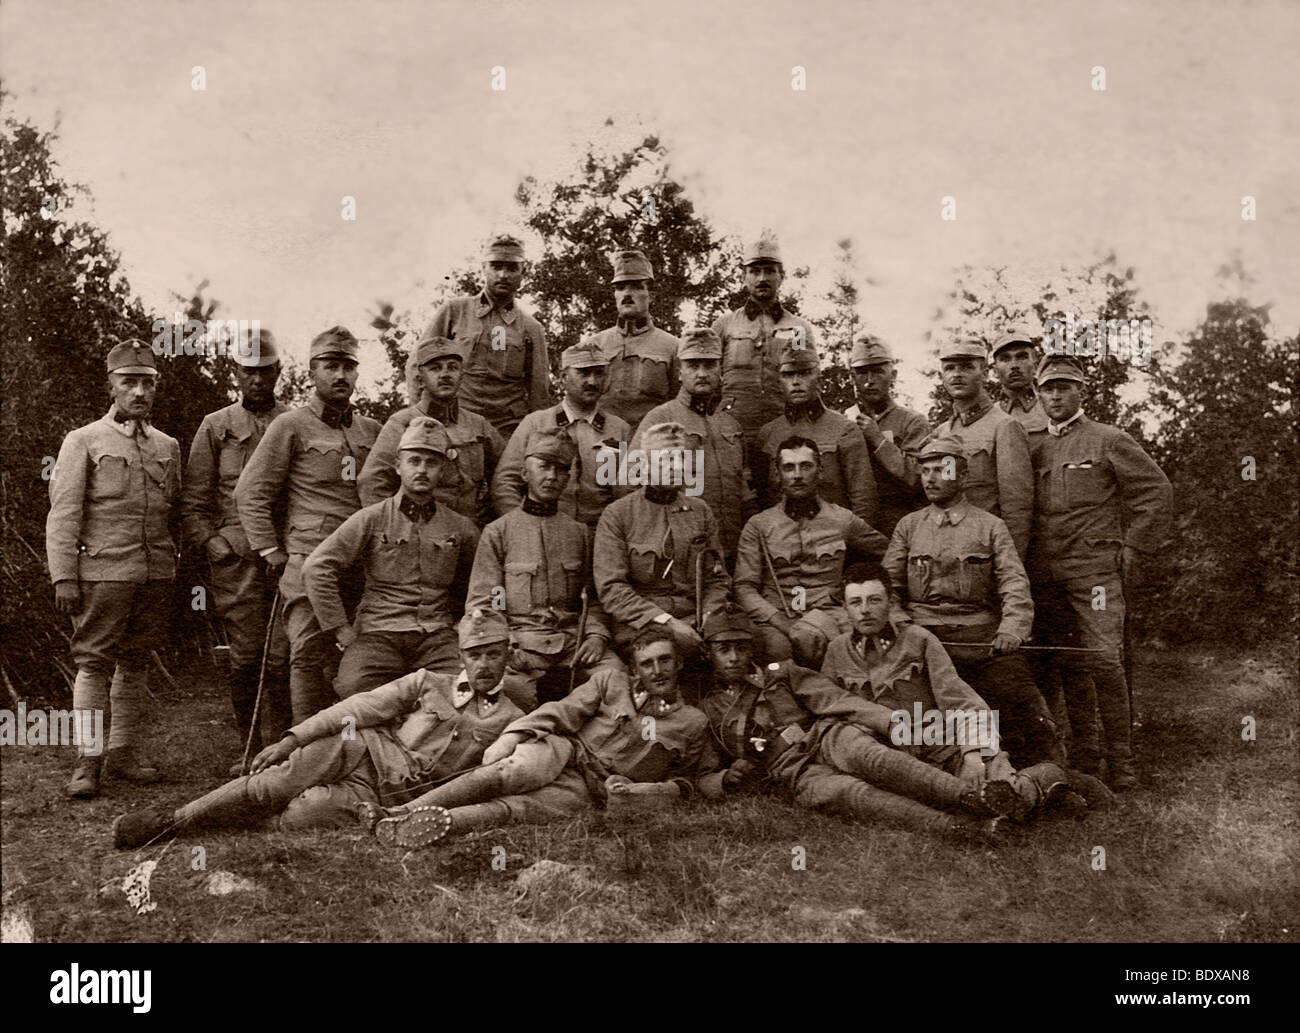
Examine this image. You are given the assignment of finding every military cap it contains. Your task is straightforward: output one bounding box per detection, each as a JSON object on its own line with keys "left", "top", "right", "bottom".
{"left": 776, "top": 332, "right": 819, "bottom": 370}
{"left": 106, "top": 339, "right": 158, "bottom": 375}
{"left": 398, "top": 416, "right": 450, "bottom": 455}
{"left": 525, "top": 429, "right": 577, "bottom": 466}
{"left": 938, "top": 339, "right": 988, "bottom": 362}
{"left": 458, "top": 608, "right": 510, "bottom": 648}
{"left": 415, "top": 333, "right": 466, "bottom": 367}
{"left": 640, "top": 421, "right": 688, "bottom": 452}
{"left": 991, "top": 326, "right": 1040, "bottom": 357}
{"left": 743, "top": 228, "right": 783, "bottom": 266}
{"left": 850, "top": 334, "right": 895, "bottom": 368}
{"left": 1036, "top": 354, "right": 1086, "bottom": 387}
{"left": 483, "top": 234, "right": 525, "bottom": 262}
{"left": 918, "top": 434, "right": 967, "bottom": 463}
{"left": 560, "top": 338, "right": 608, "bottom": 370}
{"left": 611, "top": 249, "right": 654, "bottom": 284}
{"left": 702, "top": 607, "right": 758, "bottom": 643}
{"left": 678, "top": 327, "right": 722, "bottom": 361}
{"left": 235, "top": 327, "right": 280, "bottom": 369}
{"left": 309, "top": 326, "right": 359, "bottom": 362}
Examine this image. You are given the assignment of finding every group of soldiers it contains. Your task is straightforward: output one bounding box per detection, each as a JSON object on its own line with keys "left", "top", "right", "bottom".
{"left": 43, "top": 230, "right": 1174, "bottom": 853}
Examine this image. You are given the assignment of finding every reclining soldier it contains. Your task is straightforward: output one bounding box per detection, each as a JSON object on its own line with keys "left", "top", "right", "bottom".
{"left": 111, "top": 610, "right": 522, "bottom": 848}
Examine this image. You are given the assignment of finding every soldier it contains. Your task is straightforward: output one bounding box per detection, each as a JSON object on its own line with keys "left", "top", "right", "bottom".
{"left": 111, "top": 610, "right": 524, "bottom": 847}
{"left": 235, "top": 326, "right": 380, "bottom": 723}
{"left": 882, "top": 435, "right": 1064, "bottom": 768}
{"left": 844, "top": 334, "right": 931, "bottom": 536}
{"left": 492, "top": 339, "right": 632, "bottom": 527}
{"left": 713, "top": 229, "right": 817, "bottom": 448}
{"left": 756, "top": 336, "right": 878, "bottom": 523}
{"left": 735, "top": 436, "right": 888, "bottom": 667}
{"left": 695, "top": 608, "right": 1063, "bottom": 839}
{"left": 408, "top": 234, "right": 550, "bottom": 438}
{"left": 368, "top": 625, "right": 712, "bottom": 849}
{"left": 359, "top": 333, "right": 503, "bottom": 524}
{"left": 1027, "top": 355, "right": 1172, "bottom": 790}
{"left": 590, "top": 249, "right": 680, "bottom": 430}
{"left": 991, "top": 327, "right": 1048, "bottom": 432}
{"left": 467, "top": 430, "right": 624, "bottom": 712}
{"left": 593, "top": 422, "right": 730, "bottom": 664}
{"left": 47, "top": 340, "right": 181, "bottom": 798}
{"left": 304, "top": 417, "right": 477, "bottom": 696}
{"left": 181, "top": 328, "right": 292, "bottom": 769}
{"left": 934, "top": 339, "right": 1034, "bottom": 559}
{"left": 629, "top": 327, "right": 754, "bottom": 558}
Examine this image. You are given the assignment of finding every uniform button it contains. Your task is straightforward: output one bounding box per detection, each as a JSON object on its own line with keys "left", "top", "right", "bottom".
{"left": 451, "top": 730, "right": 459, "bottom": 739}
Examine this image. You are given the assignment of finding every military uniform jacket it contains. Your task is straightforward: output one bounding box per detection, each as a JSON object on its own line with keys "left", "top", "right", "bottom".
{"left": 735, "top": 499, "right": 888, "bottom": 624}
{"left": 757, "top": 399, "right": 879, "bottom": 524}
{"left": 593, "top": 489, "right": 730, "bottom": 629}
{"left": 357, "top": 397, "right": 504, "bottom": 522}
{"left": 492, "top": 403, "right": 632, "bottom": 526}
{"left": 288, "top": 668, "right": 523, "bottom": 805}
{"left": 592, "top": 317, "right": 681, "bottom": 431}
{"left": 937, "top": 397, "right": 1034, "bottom": 558}
{"left": 1027, "top": 413, "right": 1172, "bottom": 583}
{"left": 505, "top": 667, "right": 710, "bottom": 784}
{"left": 303, "top": 491, "right": 479, "bottom": 634}
{"left": 821, "top": 622, "right": 997, "bottom": 758}
{"left": 630, "top": 390, "right": 754, "bottom": 556}
{"left": 181, "top": 400, "right": 289, "bottom": 557}
{"left": 417, "top": 292, "right": 550, "bottom": 428}
{"left": 883, "top": 498, "right": 1033, "bottom": 640}
{"left": 845, "top": 399, "right": 931, "bottom": 534}
{"left": 999, "top": 392, "right": 1049, "bottom": 433}
{"left": 466, "top": 503, "right": 611, "bottom": 653}
{"left": 712, "top": 301, "right": 817, "bottom": 439}
{"left": 235, "top": 394, "right": 379, "bottom": 556}
{"left": 46, "top": 409, "right": 181, "bottom": 583}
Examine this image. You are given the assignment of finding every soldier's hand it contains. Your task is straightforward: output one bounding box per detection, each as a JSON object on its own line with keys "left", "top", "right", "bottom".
{"left": 264, "top": 549, "right": 289, "bottom": 579}
{"left": 205, "top": 535, "right": 237, "bottom": 566}
{"left": 991, "top": 632, "right": 1021, "bottom": 655}
{"left": 722, "top": 757, "right": 756, "bottom": 789}
{"left": 854, "top": 412, "right": 884, "bottom": 447}
{"left": 574, "top": 635, "right": 605, "bottom": 667}
{"left": 250, "top": 735, "right": 297, "bottom": 774}
{"left": 604, "top": 774, "right": 633, "bottom": 794}
{"left": 53, "top": 580, "right": 81, "bottom": 615}
{"left": 666, "top": 617, "right": 703, "bottom": 652}
{"left": 482, "top": 731, "right": 524, "bottom": 766}
{"left": 334, "top": 624, "right": 357, "bottom": 652}
{"left": 958, "top": 752, "right": 986, "bottom": 793}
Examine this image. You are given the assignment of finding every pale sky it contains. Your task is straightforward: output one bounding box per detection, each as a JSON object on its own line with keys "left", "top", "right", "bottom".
{"left": 4, "top": 0, "right": 1296, "bottom": 407}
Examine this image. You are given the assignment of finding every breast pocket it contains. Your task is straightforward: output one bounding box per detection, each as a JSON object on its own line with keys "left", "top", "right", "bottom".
{"left": 907, "top": 554, "right": 934, "bottom": 599}
{"left": 218, "top": 430, "right": 249, "bottom": 485}
{"left": 628, "top": 542, "right": 664, "bottom": 584}
{"left": 302, "top": 437, "right": 347, "bottom": 485}
{"left": 504, "top": 559, "right": 538, "bottom": 613}
{"left": 370, "top": 533, "right": 416, "bottom": 582}
{"left": 562, "top": 556, "right": 584, "bottom": 601}
{"left": 421, "top": 534, "right": 462, "bottom": 583}
{"left": 1063, "top": 460, "right": 1110, "bottom": 507}
{"left": 87, "top": 450, "right": 129, "bottom": 500}
{"left": 725, "top": 332, "right": 758, "bottom": 370}
{"left": 445, "top": 432, "right": 485, "bottom": 489}
{"left": 143, "top": 456, "right": 178, "bottom": 505}
{"left": 957, "top": 552, "right": 994, "bottom": 600}
{"left": 635, "top": 356, "right": 671, "bottom": 399}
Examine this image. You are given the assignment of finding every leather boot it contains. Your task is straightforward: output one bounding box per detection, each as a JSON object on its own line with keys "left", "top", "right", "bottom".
{"left": 66, "top": 755, "right": 102, "bottom": 799}
{"left": 260, "top": 664, "right": 294, "bottom": 743}
{"left": 401, "top": 763, "right": 505, "bottom": 812}
{"left": 104, "top": 747, "right": 161, "bottom": 784}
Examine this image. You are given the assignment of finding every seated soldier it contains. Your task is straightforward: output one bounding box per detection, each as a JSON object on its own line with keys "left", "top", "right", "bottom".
{"left": 368, "top": 626, "right": 713, "bottom": 848}
{"left": 735, "top": 435, "right": 888, "bottom": 667}
{"left": 883, "top": 434, "right": 1065, "bottom": 768}
{"left": 111, "top": 610, "right": 523, "bottom": 848}
{"left": 304, "top": 417, "right": 478, "bottom": 695}
{"left": 696, "top": 607, "right": 1080, "bottom": 841}
{"left": 467, "top": 429, "right": 624, "bottom": 712}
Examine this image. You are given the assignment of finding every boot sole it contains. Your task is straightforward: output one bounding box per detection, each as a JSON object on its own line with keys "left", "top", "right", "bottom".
{"left": 979, "top": 779, "right": 1030, "bottom": 822}
{"left": 375, "top": 806, "right": 452, "bottom": 849}
{"left": 67, "top": 783, "right": 100, "bottom": 799}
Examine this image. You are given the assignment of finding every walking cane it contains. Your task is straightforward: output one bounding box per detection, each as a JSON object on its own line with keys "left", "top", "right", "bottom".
{"left": 238, "top": 589, "right": 281, "bottom": 777}
{"left": 568, "top": 586, "right": 590, "bottom": 696}
{"left": 757, "top": 534, "right": 794, "bottom": 620}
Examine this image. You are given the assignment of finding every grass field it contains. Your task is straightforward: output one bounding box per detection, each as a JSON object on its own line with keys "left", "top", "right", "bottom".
{"left": 3, "top": 641, "right": 1297, "bottom": 943}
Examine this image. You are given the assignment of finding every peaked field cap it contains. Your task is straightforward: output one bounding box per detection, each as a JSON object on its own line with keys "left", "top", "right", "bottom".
{"left": 918, "top": 434, "right": 967, "bottom": 462}
{"left": 106, "top": 339, "right": 157, "bottom": 375}
{"left": 525, "top": 429, "right": 577, "bottom": 465}
{"left": 776, "top": 333, "right": 819, "bottom": 369}
{"left": 641, "top": 421, "right": 687, "bottom": 451}
{"left": 850, "top": 335, "right": 895, "bottom": 367}
{"left": 679, "top": 326, "right": 722, "bottom": 360}
{"left": 310, "top": 326, "right": 359, "bottom": 361}
{"left": 398, "top": 416, "right": 450, "bottom": 454}
{"left": 458, "top": 607, "right": 510, "bottom": 648}
{"left": 611, "top": 249, "right": 654, "bottom": 283}
{"left": 992, "top": 325, "right": 1041, "bottom": 356}
{"left": 561, "top": 338, "right": 608, "bottom": 369}
{"left": 415, "top": 333, "right": 466, "bottom": 366}
{"left": 702, "top": 607, "right": 758, "bottom": 642}
{"left": 483, "top": 234, "right": 525, "bottom": 262}
{"left": 1036, "top": 354, "right": 1086, "bottom": 386}
{"left": 938, "top": 339, "right": 987, "bottom": 362}
{"left": 235, "top": 328, "right": 279, "bottom": 368}
{"left": 744, "top": 228, "right": 783, "bottom": 266}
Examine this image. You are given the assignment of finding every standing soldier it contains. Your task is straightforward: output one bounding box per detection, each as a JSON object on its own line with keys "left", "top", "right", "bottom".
{"left": 360, "top": 333, "right": 503, "bottom": 525}
{"left": 756, "top": 337, "right": 878, "bottom": 524}
{"left": 934, "top": 339, "right": 1034, "bottom": 559}
{"left": 181, "top": 329, "right": 292, "bottom": 768}
{"left": 467, "top": 431, "right": 623, "bottom": 712}
{"left": 735, "top": 436, "right": 888, "bottom": 667}
{"left": 713, "top": 229, "right": 817, "bottom": 449}
{"left": 991, "top": 327, "right": 1049, "bottom": 432}
{"left": 1027, "top": 356, "right": 1171, "bottom": 791}
{"left": 408, "top": 234, "right": 550, "bottom": 438}
{"left": 47, "top": 340, "right": 181, "bottom": 798}
{"left": 304, "top": 418, "right": 477, "bottom": 696}
{"left": 591, "top": 249, "right": 680, "bottom": 430}
{"left": 630, "top": 327, "right": 754, "bottom": 559}
{"left": 492, "top": 339, "right": 632, "bottom": 528}
{"left": 236, "top": 326, "right": 380, "bottom": 723}
{"left": 844, "top": 334, "right": 931, "bottom": 536}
